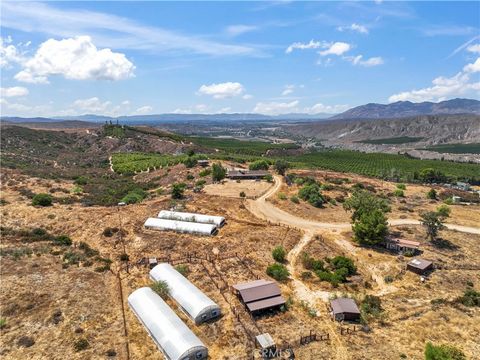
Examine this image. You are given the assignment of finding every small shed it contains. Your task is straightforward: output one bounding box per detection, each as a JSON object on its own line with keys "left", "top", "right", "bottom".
{"left": 385, "top": 238, "right": 420, "bottom": 253}
{"left": 198, "top": 160, "right": 209, "bottom": 167}
{"left": 330, "top": 298, "right": 360, "bottom": 322}
{"left": 227, "top": 170, "right": 270, "bottom": 180}
{"left": 407, "top": 258, "right": 433, "bottom": 275}
{"left": 256, "top": 333, "right": 276, "bottom": 359}
{"left": 452, "top": 196, "right": 462, "bottom": 204}
{"left": 233, "top": 280, "right": 285, "bottom": 315}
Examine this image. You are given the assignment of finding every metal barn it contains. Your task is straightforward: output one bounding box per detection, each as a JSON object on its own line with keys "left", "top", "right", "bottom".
{"left": 128, "top": 287, "right": 208, "bottom": 360}
{"left": 144, "top": 218, "right": 218, "bottom": 236}
{"left": 150, "top": 263, "right": 221, "bottom": 324}
{"left": 157, "top": 210, "right": 226, "bottom": 227}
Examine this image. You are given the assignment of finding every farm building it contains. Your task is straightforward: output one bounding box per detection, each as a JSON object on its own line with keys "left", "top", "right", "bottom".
{"left": 407, "top": 258, "right": 433, "bottom": 275}
{"left": 128, "top": 287, "right": 208, "bottom": 360}
{"left": 144, "top": 218, "right": 218, "bottom": 236}
{"left": 150, "top": 263, "right": 221, "bottom": 324}
{"left": 330, "top": 298, "right": 360, "bottom": 322}
{"left": 197, "top": 160, "right": 209, "bottom": 167}
{"left": 256, "top": 333, "right": 277, "bottom": 359}
{"left": 158, "top": 210, "right": 226, "bottom": 227}
{"left": 385, "top": 238, "right": 420, "bottom": 253}
{"left": 227, "top": 169, "right": 270, "bottom": 180}
{"left": 233, "top": 279, "right": 286, "bottom": 314}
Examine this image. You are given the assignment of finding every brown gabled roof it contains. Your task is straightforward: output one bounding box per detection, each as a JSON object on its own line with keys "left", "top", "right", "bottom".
{"left": 233, "top": 279, "right": 272, "bottom": 292}
{"left": 408, "top": 258, "right": 433, "bottom": 270}
{"left": 246, "top": 296, "right": 285, "bottom": 312}
{"left": 238, "top": 282, "right": 281, "bottom": 303}
{"left": 330, "top": 298, "right": 360, "bottom": 315}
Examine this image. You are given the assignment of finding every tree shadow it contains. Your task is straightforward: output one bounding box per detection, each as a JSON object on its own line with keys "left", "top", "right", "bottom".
{"left": 431, "top": 237, "right": 459, "bottom": 250}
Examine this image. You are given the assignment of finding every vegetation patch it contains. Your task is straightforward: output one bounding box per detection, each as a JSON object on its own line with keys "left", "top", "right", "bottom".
{"left": 357, "top": 136, "right": 424, "bottom": 145}
{"left": 420, "top": 143, "right": 480, "bottom": 154}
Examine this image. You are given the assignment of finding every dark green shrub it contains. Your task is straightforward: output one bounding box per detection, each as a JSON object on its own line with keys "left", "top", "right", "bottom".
{"left": 73, "top": 338, "right": 89, "bottom": 352}
{"left": 290, "top": 196, "right": 299, "bottom": 204}
{"left": 239, "top": 191, "right": 246, "bottom": 198}
{"left": 212, "top": 163, "right": 227, "bottom": 182}
{"left": 298, "top": 183, "right": 324, "bottom": 208}
{"left": 249, "top": 160, "right": 269, "bottom": 170}
{"left": 151, "top": 280, "right": 170, "bottom": 299}
{"left": 74, "top": 176, "right": 88, "bottom": 185}
{"left": 272, "top": 246, "right": 286, "bottom": 262}
{"left": 175, "top": 264, "right": 190, "bottom": 276}
{"left": 457, "top": 288, "right": 480, "bottom": 307}
{"left": 32, "top": 193, "right": 53, "bottom": 207}
{"left": 427, "top": 188, "right": 437, "bottom": 200}
{"left": 425, "top": 342, "right": 466, "bottom": 360}
{"left": 171, "top": 183, "right": 186, "bottom": 199}
{"left": 54, "top": 235, "right": 72, "bottom": 246}
{"left": 266, "top": 263, "right": 290, "bottom": 281}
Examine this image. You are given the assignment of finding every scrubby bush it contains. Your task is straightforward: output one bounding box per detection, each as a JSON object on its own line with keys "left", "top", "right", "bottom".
{"left": 301, "top": 253, "right": 324, "bottom": 271}
{"left": 290, "top": 196, "right": 299, "bottom": 204}
{"left": 298, "top": 183, "right": 324, "bottom": 208}
{"left": 121, "top": 188, "right": 148, "bottom": 204}
{"left": 272, "top": 246, "right": 286, "bottom": 263}
{"left": 266, "top": 263, "right": 290, "bottom": 281}
{"left": 175, "top": 264, "right": 190, "bottom": 276}
{"left": 274, "top": 160, "right": 289, "bottom": 175}
{"left": 195, "top": 180, "right": 206, "bottom": 187}
{"left": 396, "top": 183, "right": 406, "bottom": 190}
{"left": 73, "top": 338, "right": 89, "bottom": 352}
{"left": 330, "top": 256, "right": 356, "bottom": 275}
{"left": 171, "top": 183, "right": 186, "bottom": 199}
{"left": 212, "top": 163, "right": 226, "bottom": 182}
{"left": 78, "top": 241, "right": 99, "bottom": 257}
{"left": 151, "top": 280, "right": 170, "bottom": 299}
{"left": 393, "top": 189, "right": 404, "bottom": 197}
{"left": 264, "top": 174, "right": 273, "bottom": 182}
{"left": 53, "top": 235, "right": 72, "bottom": 246}
{"left": 249, "top": 159, "right": 269, "bottom": 171}
{"left": 277, "top": 192, "right": 287, "bottom": 200}
{"left": 74, "top": 176, "right": 88, "bottom": 186}
{"left": 199, "top": 168, "right": 211, "bottom": 177}
{"left": 436, "top": 204, "right": 451, "bottom": 218}
{"left": 119, "top": 253, "right": 129, "bottom": 261}
{"left": 183, "top": 157, "right": 197, "bottom": 168}
{"left": 427, "top": 188, "right": 437, "bottom": 200}
{"left": 32, "top": 193, "right": 53, "bottom": 207}
{"left": 457, "top": 288, "right": 480, "bottom": 307}
{"left": 239, "top": 191, "right": 246, "bottom": 198}
{"left": 425, "top": 342, "right": 466, "bottom": 360}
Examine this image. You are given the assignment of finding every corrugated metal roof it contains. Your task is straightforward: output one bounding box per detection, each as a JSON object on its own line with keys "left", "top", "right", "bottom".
{"left": 330, "top": 298, "right": 360, "bottom": 315}
{"left": 408, "top": 258, "right": 433, "bottom": 270}
{"left": 128, "top": 287, "right": 207, "bottom": 360}
{"left": 246, "top": 296, "right": 286, "bottom": 312}
{"left": 232, "top": 279, "right": 272, "bottom": 292}
{"left": 158, "top": 210, "right": 225, "bottom": 227}
{"left": 150, "top": 263, "right": 221, "bottom": 324}
{"left": 238, "top": 282, "right": 281, "bottom": 303}
{"left": 256, "top": 333, "right": 275, "bottom": 349}
{"left": 144, "top": 217, "right": 218, "bottom": 236}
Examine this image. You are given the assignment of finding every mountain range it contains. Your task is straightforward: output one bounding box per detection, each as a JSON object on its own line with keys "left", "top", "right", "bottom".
{"left": 1, "top": 98, "right": 479, "bottom": 124}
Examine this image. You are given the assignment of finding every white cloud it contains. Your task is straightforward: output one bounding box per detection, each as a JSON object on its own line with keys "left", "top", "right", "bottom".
{"left": 133, "top": 105, "right": 153, "bottom": 115}
{"left": 347, "top": 55, "right": 384, "bottom": 67}
{"left": 0, "top": 86, "right": 29, "bottom": 97}
{"left": 318, "top": 42, "right": 351, "bottom": 56}
{"left": 14, "top": 36, "right": 135, "bottom": 84}
{"left": 337, "top": 23, "right": 369, "bottom": 34}
{"left": 305, "top": 103, "right": 349, "bottom": 114}
{"left": 0, "top": 37, "right": 26, "bottom": 67}
{"left": 388, "top": 57, "right": 480, "bottom": 102}
{"left": 242, "top": 94, "right": 253, "bottom": 100}
{"left": 253, "top": 100, "right": 299, "bottom": 115}
{"left": 281, "top": 85, "right": 295, "bottom": 96}
{"left": 467, "top": 44, "right": 480, "bottom": 54}
{"left": 73, "top": 97, "right": 112, "bottom": 113}
{"left": 197, "top": 82, "right": 245, "bottom": 99}
{"left": 1, "top": 2, "right": 259, "bottom": 57}
{"left": 286, "top": 40, "right": 325, "bottom": 54}
{"left": 225, "top": 25, "right": 258, "bottom": 37}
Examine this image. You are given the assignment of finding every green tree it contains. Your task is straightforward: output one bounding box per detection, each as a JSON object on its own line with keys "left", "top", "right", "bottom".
{"left": 249, "top": 159, "right": 269, "bottom": 170}
{"left": 298, "top": 183, "right": 324, "bottom": 208}
{"left": 171, "top": 183, "right": 186, "bottom": 199}
{"left": 352, "top": 209, "right": 389, "bottom": 245}
{"left": 211, "top": 163, "right": 227, "bottom": 182}
{"left": 32, "top": 193, "right": 53, "bottom": 207}
{"left": 266, "top": 263, "right": 290, "bottom": 281}
{"left": 274, "top": 160, "right": 289, "bottom": 175}
{"left": 436, "top": 205, "right": 451, "bottom": 218}
{"left": 420, "top": 211, "right": 445, "bottom": 241}
{"left": 419, "top": 168, "right": 446, "bottom": 183}
{"left": 343, "top": 190, "right": 391, "bottom": 222}
{"left": 183, "top": 157, "right": 197, "bottom": 168}
{"left": 272, "top": 246, "right": 286, "bottom": 262}
{"left": 330, "top": 256, "right": 356, "bottom": 275}
{"left": 427, "top": 188, "right": 437, "bottom": 200}
{"left": 425, "top": 342, "right": 466, "bottom": 360}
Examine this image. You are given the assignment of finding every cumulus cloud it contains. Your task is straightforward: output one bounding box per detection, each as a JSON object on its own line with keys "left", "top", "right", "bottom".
{"left": 133, "top": 105, "right": 153, "bottom": 115}
{"left": 73, "top": 97, "right": 112, "bottom": 113}
{"left": 197, "top": 82, "right": 245, "bottom": 99}
{"left": 388, "top": 57, "right": 480, "bottom": 102}
{"left": 253, "top": 100, "right": 299, "bottom": 115}
{"left": 305, "top": 103, "right": 349, "bottom": 114}
{"left": 242, "top": 94, "right": 253, "bottom": 100}
{"left": 0, "top": 37, "right": 26, "bottom": 67}
{"left": 14, "top": 36, "right": 135, "bottom": 84}
{"left": 467, "top": 44, "right": 480, "bottom": 54}
{"left": 318, "top": 42, "right": 351, "bottom": 56}
{"left": 286, "top": 40, "right": 325, "bottom": 54}
{"left": 346, "top": 55, "right": 384, "bottom": 67}
{"left": 337, "top": 23, "right": 369, "bottom": 34}
{"left": 0, "top": 86, "right": 29, "bottom": 97}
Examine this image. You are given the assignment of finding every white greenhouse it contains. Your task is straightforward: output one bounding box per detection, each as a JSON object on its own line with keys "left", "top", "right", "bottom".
{"left": 144, "top": 218, "right": 218, "bottom": 236}
{"left": 128, "top": 287, "right": 208, "bottom": 360}
{"left": 157, "top": 210, "right": 226, "bottom": 227}
{"left": 150, "top": 263, "right": 221, "bottom": 324}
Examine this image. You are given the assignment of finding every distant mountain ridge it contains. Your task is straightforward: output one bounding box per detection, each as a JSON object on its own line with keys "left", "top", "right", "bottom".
{"left": 331, "top": 98, "right": 480, "bottom": 120}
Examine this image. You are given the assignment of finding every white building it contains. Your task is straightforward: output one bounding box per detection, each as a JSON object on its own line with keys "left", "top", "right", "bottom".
{"left": 144, "top": 218, "right": 218, "bottom": 236}
{"left": 158, "top": 210, "right": 226, "bottom": 227}
{"left": 128, "top": 287, "right": 208, "bottom": 360}
{"left": 150, "top": 263, "right": 221, "bottom": 324}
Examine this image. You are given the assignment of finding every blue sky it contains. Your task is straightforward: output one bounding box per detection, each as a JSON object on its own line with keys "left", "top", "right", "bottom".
{"left": 1, "top": 1, "right": 479, "bottom": 117}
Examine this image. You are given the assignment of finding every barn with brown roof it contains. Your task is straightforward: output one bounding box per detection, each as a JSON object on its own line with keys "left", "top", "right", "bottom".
{"left": 330, "top": 298, "right": 360, "bottom": 322}
{"left": 233, "top": 279, "right": 285, "bottom": 314}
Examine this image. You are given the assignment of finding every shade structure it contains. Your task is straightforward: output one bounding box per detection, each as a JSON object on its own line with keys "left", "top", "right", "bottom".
{"left": 144, "top": 217, "right": 218, "bottom": 236}
{"left": 150, "top": 263, "right": 221, "bottom": 324}
{"left": 128, "top": 287, "right": 208, "bottom": 360}
{"left": 158, "top": 210, "right": 226, "bottom": 227}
